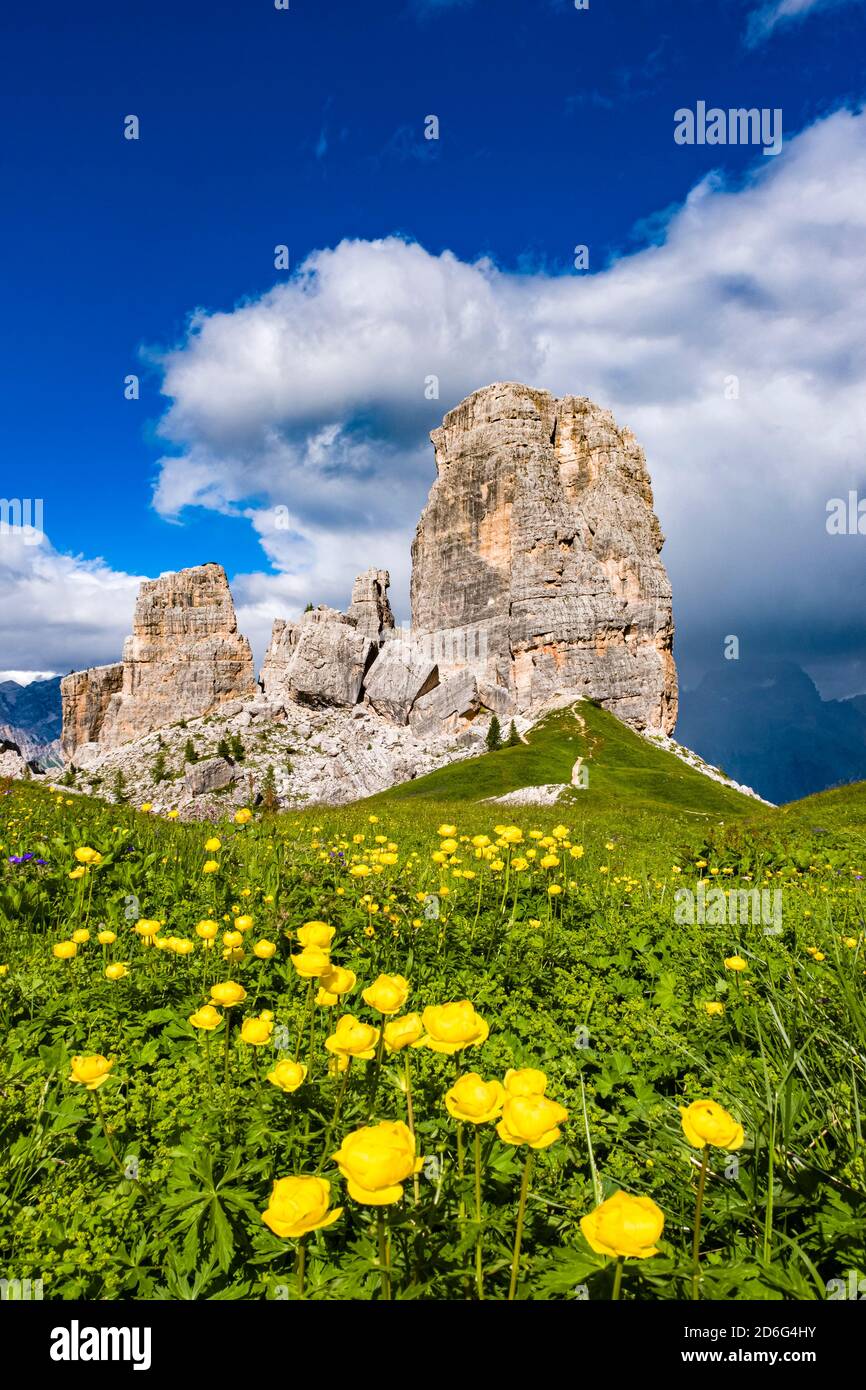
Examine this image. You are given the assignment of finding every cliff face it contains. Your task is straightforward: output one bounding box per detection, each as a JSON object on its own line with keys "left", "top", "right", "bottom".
{"left": 410, "top": 382, "right": 677, "bottom": 733}
{"left": 61, "top": 564, "right": 256, "bottom": 755}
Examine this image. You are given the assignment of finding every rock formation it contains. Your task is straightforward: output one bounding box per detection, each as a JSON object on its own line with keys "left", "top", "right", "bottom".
{"left": 260, "top": 607, "right": 376, "bottom": 709}
{"left": 411, "top": 382, "right": 677, "bottom": 733}
{"left": 61, "top": 563, "right": 256, "bottom": 756}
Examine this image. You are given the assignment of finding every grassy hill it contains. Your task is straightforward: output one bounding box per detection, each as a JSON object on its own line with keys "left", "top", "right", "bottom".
{"left": 364, "top": 701, "right": 761, "bottom": 825}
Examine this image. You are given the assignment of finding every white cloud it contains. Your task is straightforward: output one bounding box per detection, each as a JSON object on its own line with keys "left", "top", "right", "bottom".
{"left": 746, "top": 0, "right": 862, "bottom": 45}
{"left": 0, "top": 530, "right": 141, "bottom": 676}
{"left": 151, "top": 107, "right": 866, "bottom": 694}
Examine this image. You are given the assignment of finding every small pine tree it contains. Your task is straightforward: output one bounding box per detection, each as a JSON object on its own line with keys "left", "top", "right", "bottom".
{"left": 486, "top": 714, "right": 503, "bottom": 751}
{"left": 304, "top": 602, "right": 314, "bottom": 612}
{"left": 151, "top": 749, "right": 168, "bottom": 783}
{"left": 261, "top": 765, "right": 278, "bottom": 813}
{"left": 216, "top": 736, "right": 232, "bottom": 761}
{"left": 183, "top": 738, "right": 198, "bottom": 764}
{"left": 60, "top": 766, "right": 75, "bottom": 786}
{"left": 507, "top": 720, "right": 521, "bottom": 747}
{"left": 112, "top": 768, "right": 128, "bottom": 803}
{"left": 230, "top": 733, "right": 246, "bottom": 762}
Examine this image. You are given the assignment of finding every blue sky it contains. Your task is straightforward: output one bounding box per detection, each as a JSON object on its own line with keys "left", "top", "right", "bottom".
{"left": 2, "top": 0, "right": 866, "bottom": 696}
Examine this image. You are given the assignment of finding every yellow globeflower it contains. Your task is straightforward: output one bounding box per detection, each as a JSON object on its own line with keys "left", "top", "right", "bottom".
{"left": 445, "top": 1073, "right": 506, "bottom": 1125}
{"left": 97, "top": 930, "right": 116, "bottom": 945}
{"left": 291, "top": 946, "right": 332, "bottom": 979}
{"left": 320, "top": 965, "right": 356, "bottom": 995}
{"left": 504, "top": 1067, "right": 548, "bottom": 1097}
{"left": 203, "top": 860, "right": 219, "bottom": 875}
{"left": 189, "top": 1004, "right": 223, "bottom": 1031}
{"left": 296, "top": 921, "right": 335, "bottom": 950}
{"left": 704, "top": 1002, "right": 725, "bottom": 1017}
{"left": 134, "top": 918, "right": 161, "bottom": 938}
{"left": 383, "top": 1013, "right": 424, "bottom": 1052}
{"left": 209, "top": 980, "right": 247, "bottom": 1007}
{"left": 74, "top": 846, "right": 101, "bottom": 865}
{"left": 105, "top": 963, "right": 128, "bottom": 981}
{"left": 724, "top": 955, "right": 748, "bottom": 972}
{"left": 317, "top": 987, "right": 339, "bottom": 1006}
{"left": 234, "top": 915, "right": 254, "bottom": 933}
{"left": 69, "top": 867, "right": 86, "bottom": 880}
{"left": 196, "top": 919, "right": 219, "bottom": 940}
{"left": 71, "top": 929, "right": 90, "bottom": 944}
{"left": 53, "top": 941, "right": 77, "bottom": 960}
{"left": 222, "top": 930, "right": 243, "bottom": 949}
{"left": 253, "top": 939, "right": 277, "bottom": 959}
{"left": 234, "top": 808, "right": 253, "bottom": 825}
{"left": 69, "top": 1055, "right": 113, "bottom": 1090}
{"left": 262, "top": 1176, "right": 342, "bottom": 1238}
{"left": 439, "top": 838, "right": 458, "bottom": 854}
{"left": 204, "top": 837, "right": 221, "bottom": 852}
{"left": 241, "top": 1014, "right": 274, "bottom": 1046}
{"left": 679, "top": 1099, "right": 744, "bottom": 1151}
{"left": 362, "top": 973, "right": 410, "bottom": 1015}
{"left": 267, "top": 1058, "right": 307, "bottom": 1093}
{"left": 332, "top": 1121, "right": 422, "bottom": 1205}
{"left": 419, "top": 1001, "right": 489, "bottom": 1054}
{"left": 437, "top": 824, "right": 457, "bottom": 837}
{"left": 581, "top": 1191, "right": 664, "bottom": 1259}
{"left": 497, "top": 1094, "right": 568, "bottom": 1149}
{"left": 171, "top": 939, "right": 195, "bottom": 957}
{"left": 350, "top": 864, "right": 371, "bottom": 877}
{"left": 324, "top": 1013, "right": 380, "bottom": 1060}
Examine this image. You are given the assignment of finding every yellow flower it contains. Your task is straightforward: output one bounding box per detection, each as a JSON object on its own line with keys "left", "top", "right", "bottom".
{"left": 189, "top": 1004, "right": 223, "bottom": 1031}
{"left": 325, "top": 1013, "right": 380, "bottom": 1059}
{"left": 167, "top": 810, "right": 179, "bottom": 820}
{"left": 724, "top": 955, "right": 748, "bottom": 972}
{"left": 69, "top": 866, "right": 86, "bottom": 880}
{"left": 317, "top": 987, "right": 338, "bottom": 1006}
{"left": 296, "top": 921, "right": 335, "bottom": 950}
{"left": 97, "top": 930, "right": 116, "bottom": 945}
{"left": 0, "top": 965, "right": 7, "bottom": 977}
{"left": 203, "top": 860, "right": 219, "bottom": 874}
{"left": 439, "top": 838, "right": 458, "bottom": 854}
{"left": 497, "top": 1093, "right": 568, "bottom": 1148}
{"left": 196, "top": 919, "right": 219, "bottom": 940}
{"left": 234, "top": 808, "right": 253, "bottom": 825}
{"left": 581, "top": 1191, "right": 664, "bottom": 1259}
{"left": 540, "top": 854, "right": 560, "bottom": 869}
{"left": 204, "top": 837, "right": 221, "bottom": 852}
{"left": 71, "top": 929, "right": 90, "bottom": 944}
{"left": 332, "top": 1121, "right": 422, "bottom": 1205}
{"left": 52, "top": 940, "right": 77, "bottom": 960}
{"left": 234, "top": 915, "right": 254, "bottom": 933}
{"left": 437, "top": 824, "right": 457, "bottom": 836}
{"left": 319, "top": 964, "right": 356, "bottom": 995}
{"left": 383, "top": 1013, "right": 424, "bottom": 1052}
{"left": 680, "top": 1099, "right": 744, "bottom": 1151}
{"left": 134, "top": 918, "right": 161, "bottom": 938}
{"left": 548, "top": 884, "right": 563, "bottom": 896}
{"left": 140, "top": 802, "right": 152, "bottom": 813}
{"left": 350, "top": 864, "right": 371, "bottom": 877}
{"left": 74, "top": 846, "right": 101, "bottom": 865}
{"left": 704, "top": 1002, "right": 725, "bottom": 1017}
{"left": 105, "top": 963, "right": 128, "bottom": 981}
{"left": 267, "top": 1058, "right": 307, "bottom": 1092}
{"left": 261, "top": 1176, "right": 342, "bottom": 1238}
{"left": 223, "top": 930, "right": 243, "bottom": 948}
{"left": 445, "top": 1073, "right": 506, "bottom": 1124}
{"left": 69, "top": 1055, "right": 113, "bottom": 1090}
{"left": 504, "top": 1067, "right": 548, "bottom": 1096}
{"left": 419, "top": 1001, "right": 489, "bottom": 1053}
{"left": 362, "top": 973, "right": 410, "bottom": 1015}
{"left": 241, "top": 1014, "right": 274, "bottom": 1046}
{"left": 253, "top": 939, "right": 277, "bottom": 959}
{"left": 328, "top": 1054, "right": 350, "bottom": 1076}
{"left": 209, "top": 980, "right": 247, "bottom": 1007}
{"left": 291, "top": 946, "right": 332, "bottom": 979}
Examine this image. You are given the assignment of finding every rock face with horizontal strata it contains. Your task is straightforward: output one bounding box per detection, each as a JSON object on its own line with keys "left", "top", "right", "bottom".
{"left": 260, "top": 607, "right": 376, "bottom": 709}
{"left": 61, "top": 564, "right": 256, "bottom": 756}
{"left": 410, "top": 382, "right": 677, "bottom": 733}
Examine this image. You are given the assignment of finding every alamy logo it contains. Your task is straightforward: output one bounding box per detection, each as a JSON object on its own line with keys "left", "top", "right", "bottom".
{"left": 826, "top": 491, "right": 866, "bottom": 535}
{"left": 674, "top": 102, "right": 782, "bottom": 156}
{"left": 0, "top": 497, "right": 44, "bottom": 545}
{"left": 49, "top": 1321, "right": 152, "bottom": 1371}
{"left": 0, "top": 1276, "right": 43, "bottom": 1300}
{"left": 826, "top": 1270, "right": 866, "bottom": 1300}
{"left": 674, "top": 882, "right": 782, "bottom": 934}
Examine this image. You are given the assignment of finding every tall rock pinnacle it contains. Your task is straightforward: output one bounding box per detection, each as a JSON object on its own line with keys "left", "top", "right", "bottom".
{"left": 410, "top": 382, "right": 677, "bottom": 733}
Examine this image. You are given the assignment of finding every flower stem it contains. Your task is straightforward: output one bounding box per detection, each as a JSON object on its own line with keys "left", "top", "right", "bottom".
{"left": 317, "top": 1059, "right": 351, "bottom": 1173}
{"left": 612, "top": 1256, "right": 624, "bottom": 1301}
{"left": 691, "top": 1146, "right": 710, "bottom": 1300}
{"left": 296, "top": 1237, "right": 306, "bottom": 1299}
{"left": 473, "top": 1127, "right": 484, "bottom": 1300}
{"left": 295, "top": 980, "right": 313, "bottom": 1061}
{"left": 223, "top": 1010, "right": 232, "bottom": 1092}
{"left": 507, "top": 1149, "right": 534, "bottom": 1301}
{"left": 377, "top": 1209, "right": 392, "bottom": 1300}
{"left": 404, "top": 1052, "right": 420, "bottom": 1205}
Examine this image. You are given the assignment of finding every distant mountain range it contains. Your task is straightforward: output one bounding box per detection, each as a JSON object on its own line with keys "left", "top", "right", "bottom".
{"left": 677, "top": 661, "right": 866, "bottom": 805}
{"left": 0, "top": 676, "right": 63, "bottom": 764}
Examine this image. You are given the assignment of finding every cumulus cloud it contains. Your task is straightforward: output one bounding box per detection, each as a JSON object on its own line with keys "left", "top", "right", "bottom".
{"left": 746, "top": 0, "right": 862, "bottom": 45}
{"left": 0, "top": 530, "right": 141, "bottom": 676}
{"left": 151, "top": 107, "right": 866, "bottom": 695}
